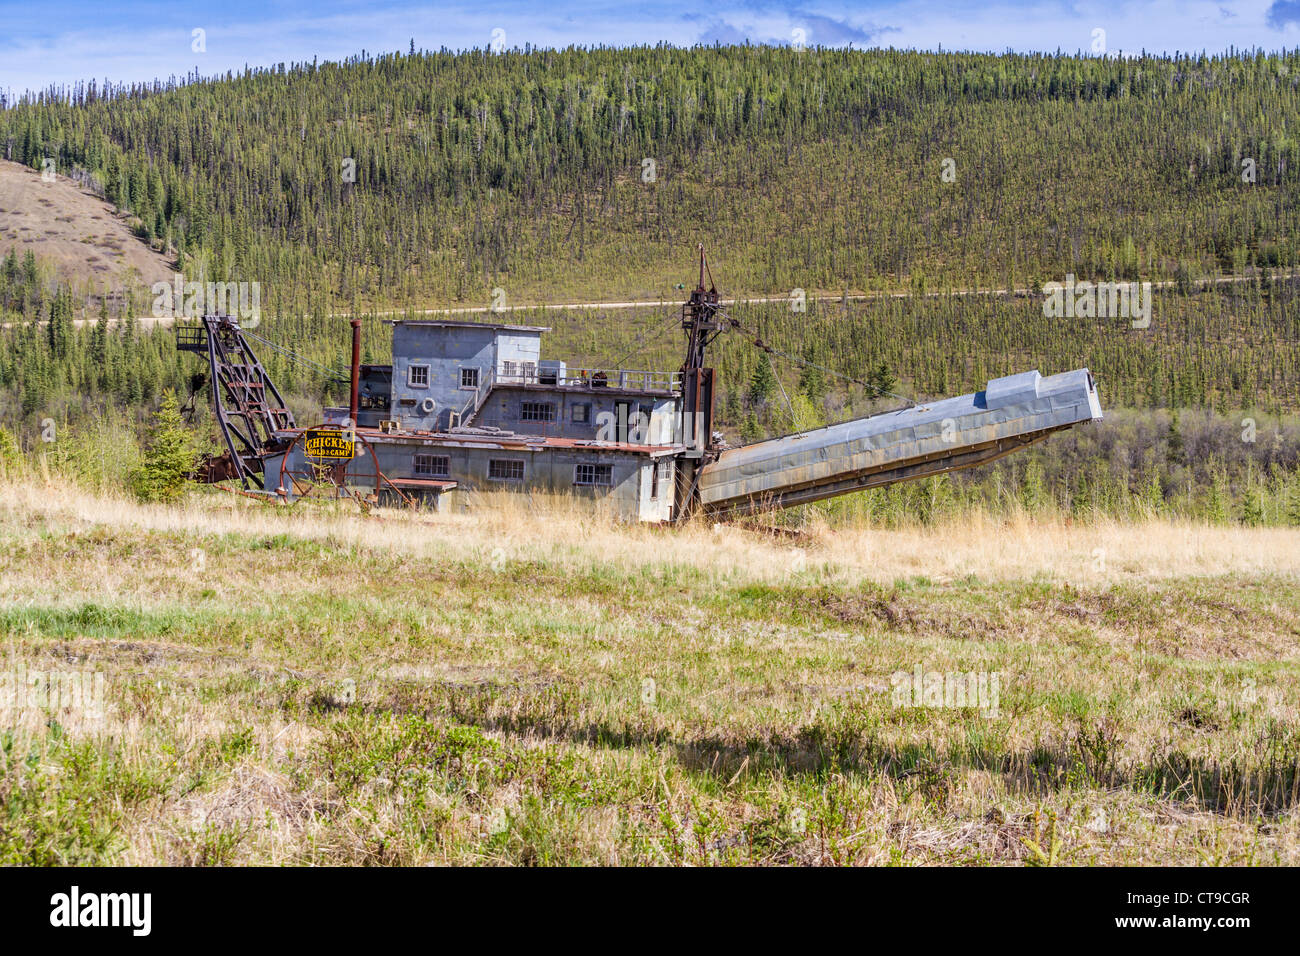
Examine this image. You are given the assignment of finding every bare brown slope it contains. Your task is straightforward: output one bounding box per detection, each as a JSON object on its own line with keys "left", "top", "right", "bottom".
{"left": 0, "top": 158, "right": 175, "bottom": 311}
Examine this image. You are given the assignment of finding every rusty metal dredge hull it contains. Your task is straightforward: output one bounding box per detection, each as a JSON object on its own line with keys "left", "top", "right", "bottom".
{"left": 180, "top": 248, "right": 1103, "bottom": 522}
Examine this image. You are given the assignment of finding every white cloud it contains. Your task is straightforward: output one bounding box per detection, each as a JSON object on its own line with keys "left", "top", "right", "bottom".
{"left": 0, "top": 1, "right": 1295, "bottom": 99}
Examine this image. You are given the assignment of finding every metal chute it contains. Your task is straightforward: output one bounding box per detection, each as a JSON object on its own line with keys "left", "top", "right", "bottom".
{"left": 697, "top": 368, "right": 1102, "bottom": 516}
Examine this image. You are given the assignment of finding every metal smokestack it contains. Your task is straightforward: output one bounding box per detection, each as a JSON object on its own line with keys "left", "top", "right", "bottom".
{"left": 349, "top": 318, "right": 361, "bottom": 425}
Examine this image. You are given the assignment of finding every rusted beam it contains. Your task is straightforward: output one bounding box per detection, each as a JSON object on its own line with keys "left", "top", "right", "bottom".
{"left": 349, "top": 318, "right": 362, "bottom": 425}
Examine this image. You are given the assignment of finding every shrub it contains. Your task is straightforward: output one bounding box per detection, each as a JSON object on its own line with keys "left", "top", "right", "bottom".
{"left": 130, "top": 392, "right": 199, "bottom": 503}
{"left": 0, "top": 426, "right": 22, "bottom": 477}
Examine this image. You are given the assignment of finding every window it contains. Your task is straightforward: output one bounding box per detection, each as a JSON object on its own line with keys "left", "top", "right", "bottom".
{"left": 522, "top": 361, "right": 537, "bottom": 380}
{"left": 571, "top": 403, "right": 590, "bottom": 424}
{"left": 637, "top": 404, "right": 654, "bottom": 442}
{"left": 461, "top": 367, "right": 480, "bottom": 389}
{"left": 501, "top": 361, "right": 519, "bottom": 379}
{"left": 651, "top": 460, "right": 669, "bottom": 499}
{"left": 408, "top": 364, "right": 430, "bottom": 388}
{"left": 520, "top": 401, "right": 555, "bottom": 423}
{"left": 488, "top": 458, "right": 525, "bottom": 481}
{"left": 574, "top": 463, "right": 614, "bottom": 487}
{"left": 413, "top": 454, "right": 449, "bottom": 478}
{"left": 615, "top": 401, "right": 632, "bottom": 443}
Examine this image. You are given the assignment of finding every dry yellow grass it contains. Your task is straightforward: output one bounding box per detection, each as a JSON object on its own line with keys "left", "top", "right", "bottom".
{"left": 2, "top": 476, "right": 1299, "bottom": 865}
{"left": 5, "top": 478, "right": 1298, "bottom": 589}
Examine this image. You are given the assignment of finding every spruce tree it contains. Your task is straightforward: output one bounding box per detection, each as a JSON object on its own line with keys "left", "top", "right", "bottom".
{"left": 747, "top": 355, "right": 776, "bottom": 407}
{"left": 1287, "top": 471, "right": 1300, "bottom": 527}
{"left": 130, "top": 391, "right": 199, "bottom": 503}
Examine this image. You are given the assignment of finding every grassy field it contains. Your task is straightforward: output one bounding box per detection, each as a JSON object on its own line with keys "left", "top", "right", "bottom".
{"left": 2, "top": 479, "right": 1299, "bottom": 865}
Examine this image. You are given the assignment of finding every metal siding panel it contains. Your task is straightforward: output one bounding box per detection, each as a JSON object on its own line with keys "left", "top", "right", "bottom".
{"left": 699, "top": 368, "right": 1100, "bottom": 507}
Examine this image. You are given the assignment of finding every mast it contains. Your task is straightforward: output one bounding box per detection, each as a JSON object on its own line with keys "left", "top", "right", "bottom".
{"left": 675, "top": 244, "right": 724, "bottom": 519}
{"left": 680, "top": 243, "right": 722, "bottom": 456}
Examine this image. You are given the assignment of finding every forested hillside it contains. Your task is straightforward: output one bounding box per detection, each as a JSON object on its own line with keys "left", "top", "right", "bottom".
{"left": 2, "top": 45, "right": 1300, "bottom": 522}
{"left": 3, "top": 46, "right": 1299, "bottom": 309}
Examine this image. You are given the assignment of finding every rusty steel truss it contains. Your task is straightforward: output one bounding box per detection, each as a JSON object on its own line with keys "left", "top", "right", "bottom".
{"left": 176, "top": 315, "right": 296, "bottom": 490}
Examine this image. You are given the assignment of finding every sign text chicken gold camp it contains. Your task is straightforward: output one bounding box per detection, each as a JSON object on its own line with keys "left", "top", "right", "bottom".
{"left": 303, "top": 429, "right": 355, "bottom": 461}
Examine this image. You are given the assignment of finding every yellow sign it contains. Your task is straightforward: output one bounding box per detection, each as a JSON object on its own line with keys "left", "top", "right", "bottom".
{"left": 303, "top": 430, "right": 356, "bottom": 460}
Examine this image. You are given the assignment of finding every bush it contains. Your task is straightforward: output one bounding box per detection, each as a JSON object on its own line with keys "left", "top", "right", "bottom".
{"left": 0, "top": 426, "right": 22, "bottom": 478}
{"left": 130, "top": 392, "right": 199, "bottom": 503}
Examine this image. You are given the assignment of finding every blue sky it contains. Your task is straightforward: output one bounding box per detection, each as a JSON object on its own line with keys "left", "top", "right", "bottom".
{"left": 1, "top": 1, "right": 1299, "bottom": 98}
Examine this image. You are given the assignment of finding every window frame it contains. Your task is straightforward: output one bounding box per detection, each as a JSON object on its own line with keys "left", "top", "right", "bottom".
{"left": 460, "top": 367, "right": 480, "bottom": 389}
{"left": 487, "top": 458, "right": 525, "bottom": 482}
{"left": 636, "top": 403, "right": 655, "bottom": 442}
{"left": 407, "top": 364, "right": 430, "bottom": 389}
{"left": 650, "top": 460, "right": 669, "bottom": 500}
{"left": 520, "top": 401, "right": 556, "bottom": 423}
{"left": 413, "top": 454, "right": 450, "bottom": 478}
{"left": 574, "top": 463, "right": 614, "bottom": 487}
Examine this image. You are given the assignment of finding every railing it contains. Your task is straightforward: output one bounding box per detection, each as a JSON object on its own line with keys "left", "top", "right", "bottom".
{"left": 456, "top": 365, "right": 498, "bottom": 425}
{"left": 174, "top": 324, "right": 207, "bottom": 352}
{"left": 496, "top": 366, "right": 682, "bottom": 392}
